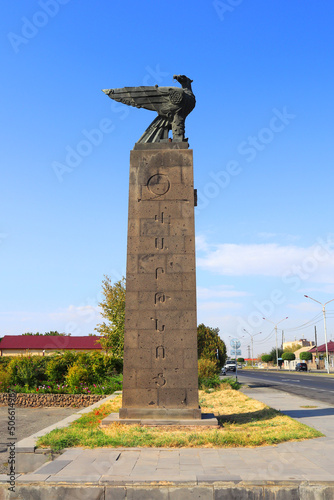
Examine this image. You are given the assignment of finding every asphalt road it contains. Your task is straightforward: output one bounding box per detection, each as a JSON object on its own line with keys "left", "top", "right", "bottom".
{"left": 233, "top": 369, "right": 334, "bottom": 406}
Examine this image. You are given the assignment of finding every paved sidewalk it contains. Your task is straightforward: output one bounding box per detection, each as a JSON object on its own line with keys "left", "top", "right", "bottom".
{"left": 1, "top": 386, "right": 334, "bottom": 498}
{"left": 4, "top": 386, "right": 334, "bottom": 483}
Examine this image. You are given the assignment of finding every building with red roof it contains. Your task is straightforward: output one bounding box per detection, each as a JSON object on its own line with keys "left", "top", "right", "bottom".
{"left": 309, "top": 341, "right": 334, "bottom": 370}
{"left": 0, "top": 335, "right": 103, "bottom": 357}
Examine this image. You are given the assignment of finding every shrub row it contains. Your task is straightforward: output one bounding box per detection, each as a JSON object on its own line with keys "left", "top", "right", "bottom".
{"left": 0, "top": 352, "right": 123, "bottom": 394}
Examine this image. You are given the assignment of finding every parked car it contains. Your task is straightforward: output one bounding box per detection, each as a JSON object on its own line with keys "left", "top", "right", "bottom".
{"left": 225, "top": 361, "right": 237, "bottom": 372}
{"left": 295, "top": 362, "right": 307, "bottom": 372}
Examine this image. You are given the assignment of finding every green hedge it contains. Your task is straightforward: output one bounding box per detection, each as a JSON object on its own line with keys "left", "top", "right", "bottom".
{"left": 282, "top": 352, "right": 296, "bottom": 361}
{"left": 0, "top": 352, "right": 123, "bottom": 393}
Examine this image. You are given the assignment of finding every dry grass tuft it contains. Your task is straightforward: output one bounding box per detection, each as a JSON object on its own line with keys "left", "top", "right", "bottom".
{"left": 37, "top": 384, "right": 323, "bottom": 450}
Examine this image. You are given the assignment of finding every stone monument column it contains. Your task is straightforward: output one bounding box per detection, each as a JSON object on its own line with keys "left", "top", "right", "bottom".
{"left": 101, "top": 75, "right": 218, "bottom": 425}
{"left": 120, "top": 142, "right": 201, "bottom": 420}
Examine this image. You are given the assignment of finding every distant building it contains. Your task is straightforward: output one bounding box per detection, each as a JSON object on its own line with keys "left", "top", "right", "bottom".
{"left": 309, "top": 341, "right": 334, "bottom": 370}
{"left": 0, "top": 335, "right": 102, "bottom": 357}
{"left": 283, "top": 339, "right": 314, "bottom": 351}
{"left": 283, "top": 346, "right": 314, "bottom": 370}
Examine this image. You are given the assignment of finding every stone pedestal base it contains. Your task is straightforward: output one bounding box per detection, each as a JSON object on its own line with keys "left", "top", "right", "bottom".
{"left": 119, "top": 407, "right": 201, "bottom": 420}
{"left": 101, "top": 412, "right": 218, "bottom": 427}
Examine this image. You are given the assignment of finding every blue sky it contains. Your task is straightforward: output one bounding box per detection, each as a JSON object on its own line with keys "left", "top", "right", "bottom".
{"left": 1, "top": 1, "right": 334, "bottom": 357}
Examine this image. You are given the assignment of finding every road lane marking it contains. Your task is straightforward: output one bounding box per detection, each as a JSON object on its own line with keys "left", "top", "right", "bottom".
{"left": 281, "top": 379, "right": 300, "bottom": 382}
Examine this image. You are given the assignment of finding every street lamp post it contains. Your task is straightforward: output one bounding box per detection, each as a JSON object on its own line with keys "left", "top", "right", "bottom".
{"left": 262, "top": 317, "right": 288, "bottom": 369}
{"left": 243, "top": 329, "right": 262, "bottom": 367}
{"left": 304, "top": 295, "right": 334, "bottom": 374}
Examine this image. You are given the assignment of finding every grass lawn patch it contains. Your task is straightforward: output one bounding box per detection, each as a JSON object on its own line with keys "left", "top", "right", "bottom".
{"left": 36, "top": 383, "right": 323, "bottom": 451}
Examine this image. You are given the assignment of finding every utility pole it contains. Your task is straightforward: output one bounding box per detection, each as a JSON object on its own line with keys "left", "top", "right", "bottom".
{"left": 247, "top": 345, "right": 251, "bottom": 360}
{"left": 243, "top": 330, "right": 262, "bottom": 368}
{"left": 281, "top": 330, "right": 284, "bottom": 350}
{"left": 263, "top": 317, "right": 288, "bottom": 370}
{"left": 304, "top": 295, "right": 334, "bottom": 374}
{"left": 315, "top": 325, "right": 318, "bottom": 370}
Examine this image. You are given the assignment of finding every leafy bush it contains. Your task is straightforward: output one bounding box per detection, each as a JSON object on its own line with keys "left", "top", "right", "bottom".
{"left": 103, "top": 355, "right": 123, "bottom": 377}
{"left": 197, "top": 323, "right": 226, "bottom": 368}
{"left": 282, "top": 352, "right": 296, "bottom": 361}
{"left": 45, "top": 351, "right": 77, "bottom": 384}
{"left": 74, "top": 352, "right": 123, "bottom": 383}
{"left": 65, "top": 364, "right": 90, "bottom": 388}
{"left": 221, "top": 377, "right": 241, "bottom": 390}
{"left": 0, "top": 357, "right": 12, "bottom": 368}
{"left": 237, "top": 357, "right": 245, "bottom": 363}
{"left": 198, "top": 375, "right": 221, "bottom": 390}
{"left": 198, "top": 358, "right": 219, "bottom": 378}
{"left": 8, "top": 356, "right": 48, "bottom": 388}
{"left": 0, "top": 368, "right": 12, "bottom": 391}
{"left": 3, "top": 374, "right": 123, "bottom": 395}
{"left": 300, "top": 351, "right": 312, "bottom": 361}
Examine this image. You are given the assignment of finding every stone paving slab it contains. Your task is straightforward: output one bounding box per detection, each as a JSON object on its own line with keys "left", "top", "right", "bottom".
{"left": 1, "top": 386, "right": 334, "bottom": 498}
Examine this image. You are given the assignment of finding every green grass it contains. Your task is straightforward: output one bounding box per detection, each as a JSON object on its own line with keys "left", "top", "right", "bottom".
{"left": 36, "top": 384, "right": 323, "bottom": 451}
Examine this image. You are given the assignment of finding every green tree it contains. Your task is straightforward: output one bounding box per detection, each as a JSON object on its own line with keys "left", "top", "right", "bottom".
{"left": 269, "top": 347, "right": 283, "bottom": 365}
{"left": 197, "top": 323, "right": 226, "bottom": 369}
{"left": 237, "top": 357, "right": 245, "bottom": 363}
{"left": 261, "top": 354, "right": 272, "bottom": 363}
{"left": 22, "top": 331, "right": 69, "bottom": 336}
{"left": 300, "top": 351, "right": 312, "bottom": 361}
{"left": 44, "top": 331, "right": 70, "bottom": 336}
{"left": 282, "top": 352, "right": 296, "bottom": 361}
{"left": 95, "top": 276, "right": 126, "bottom": 358}
{"left": 283, "top": 343, "right": 301, "bottom": 353}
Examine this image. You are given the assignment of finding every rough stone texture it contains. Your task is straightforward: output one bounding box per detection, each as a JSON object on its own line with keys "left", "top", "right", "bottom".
{"left": 121, "top": 143, "right": 200, "bottom": 420}
{"left": 0, "top": 393, "right": 105, "bottom": 408}
{"left": 2, "top": 485, "right": 105, "bottom": 499}
{"left": 2, "top": 484, "right": 334, "bottom": 499}
{"left": 105, "top": 487, "right": 127, "bottom": 500}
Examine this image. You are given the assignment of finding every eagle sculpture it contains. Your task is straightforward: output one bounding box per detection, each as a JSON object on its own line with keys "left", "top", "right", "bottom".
{"left": 102, "top": 75, "right": 195, "bottom": 143}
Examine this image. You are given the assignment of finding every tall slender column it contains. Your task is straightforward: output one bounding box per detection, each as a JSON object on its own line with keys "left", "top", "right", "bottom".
{"left": 120, "top": 142, "right": 201, "bottom": 420}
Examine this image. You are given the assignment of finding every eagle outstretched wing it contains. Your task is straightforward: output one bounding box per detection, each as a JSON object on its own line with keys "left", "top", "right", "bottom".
{"left": 102, "top": 75, "right": 194, "bottom": 143}
{"left": 102, "top": 86, "right": 183, "bottom": 117}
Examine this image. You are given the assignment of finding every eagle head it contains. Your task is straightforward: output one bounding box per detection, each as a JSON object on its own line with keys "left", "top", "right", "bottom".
{"left": 173, "top": 75, "right": 193, "bottom": 87}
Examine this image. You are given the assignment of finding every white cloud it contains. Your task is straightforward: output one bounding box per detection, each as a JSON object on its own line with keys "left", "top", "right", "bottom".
{"left": 195, "top": 234, "right": 210, "bottom": 252}
{"left": 287, "top": 302, "right": 320, "bottom": 312}
{"left": 197, "top": 238, "right": 334, "bottom": 282}
{"left": 197, "top": 285, "right": 249, "bottom": 300}
{"left": 1, "top": 305, "right": 102, "bottom": 336}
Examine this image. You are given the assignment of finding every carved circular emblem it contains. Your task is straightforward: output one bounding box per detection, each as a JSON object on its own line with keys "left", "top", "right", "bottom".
{"left": 147, "top": 174, "right": 170, "bottom": 195}
{"left": 169, "top": 89, "right": 183, "bottom": 105}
